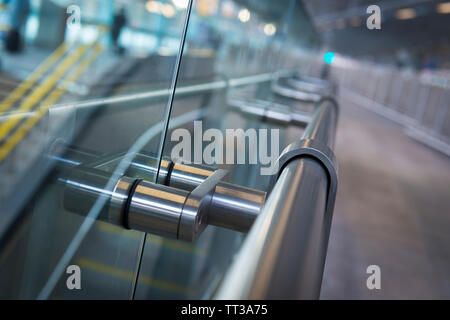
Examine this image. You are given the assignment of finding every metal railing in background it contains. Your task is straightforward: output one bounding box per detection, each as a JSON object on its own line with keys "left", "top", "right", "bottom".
{"left": 0, "top": 70, "right": 294, "bottom": 123}
{"left": 216, "top": 79, "right": 339, "bottom": 299}
{"left": 331, "top": 57, "right": 450, "bottom": 156}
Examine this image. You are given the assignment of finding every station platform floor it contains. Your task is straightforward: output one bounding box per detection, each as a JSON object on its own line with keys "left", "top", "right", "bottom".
{"left": 321, "top": 93, "right": 450, "bottom": 299}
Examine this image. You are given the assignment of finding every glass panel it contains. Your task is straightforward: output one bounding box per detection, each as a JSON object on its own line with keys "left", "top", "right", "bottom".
{"left": 134, "top": 0, "right": 320, "bottom": 299}
{"left": 0, "top": 0, "right": 189, "bottom": 299}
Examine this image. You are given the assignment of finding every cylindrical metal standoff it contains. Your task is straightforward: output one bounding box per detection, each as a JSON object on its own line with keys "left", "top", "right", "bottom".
{"left": 62, "top": 167, "right": 134, "bottom": 226}
{"left": 210, "top": 182, "right": 266, "bottom": 233}
{"left": 227, "top": 97, "right": 311, "bottom": 126}
{"left": 127, "top": 180, "right": 190, "bottom": 238}
{"left": 62, "top": 164, "right": 266, "bottom": 242}
{"left": 123, "top": 156, "right": 266, "bottom": 233}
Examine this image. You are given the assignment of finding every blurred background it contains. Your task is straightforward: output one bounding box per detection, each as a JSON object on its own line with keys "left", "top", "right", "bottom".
{"left": 0, "top": 0, "right": 448, "bottom": 299}
{"left": 302, "top": 0, "right": 450, "bottom": 299}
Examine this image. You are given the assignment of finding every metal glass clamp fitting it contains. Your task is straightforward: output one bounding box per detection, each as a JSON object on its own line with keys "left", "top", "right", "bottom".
{"left": 62, "top": 160, "right": 266, "bottom": 242}
{"left": 286, "top": 75, "right": 336, "bottom": 96}
{"left": 227, "top": 96, "right": 311, "bottom": 126}
{"left": 269, "top": 138, "right": 338, "bottom": 221}
{"left": 271, "top": 74, "right": 338, "bottom": 103}
{"left": 271, "top": 81, "right": 323, "bottom": 103}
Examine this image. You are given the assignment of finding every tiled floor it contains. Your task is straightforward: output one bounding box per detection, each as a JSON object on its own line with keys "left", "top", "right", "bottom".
{"left": 321, "top": 96, "right": 450, "bottom": 299}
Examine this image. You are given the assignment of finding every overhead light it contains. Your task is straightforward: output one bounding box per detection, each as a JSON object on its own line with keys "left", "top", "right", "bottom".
{"left": 324, "top": 52, "right": 335, "bottom": 64}
{"left": 221, "top": 1, "right": 235, "bottom": 19}
{"left": 197, "top": 0, "right": 218, "bottom": 16}
{"left": 146, "top": 0, "right": 161, "bottom": 14}
{"left": 238, "top": 8, "right": 250, "bottom": 23}
{"left": 395, "top": 8, "right": 416, "bottom": 20}
{"left": 162, "top": 4, "right": 176, "bottom": 18}
{"left": 263, "top": 23, "right": 276, "bottom": 36}
{"left": 437, "top": 2, "right": 450, "bottom": 14}
{"left": 172, "top": 0, "right": 188, "bottom": 10}
{"left": 158, "top": 47, "right": 174, "bottom": 56}
{"left": 146, "top": 1, "right": 176, "bottom": 18}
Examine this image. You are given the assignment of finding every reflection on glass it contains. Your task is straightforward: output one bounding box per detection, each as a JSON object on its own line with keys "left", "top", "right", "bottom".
{"left": 134, "top": 0, "right": 321, "bottom": 299}
{"left": 0, "top": 0, "right": 189, "bottom": 299}
{"left": 0, "top": 0, "right": 320, "bottom": 300}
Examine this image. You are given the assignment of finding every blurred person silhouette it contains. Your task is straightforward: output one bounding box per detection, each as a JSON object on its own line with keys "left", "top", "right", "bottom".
{"left": 4, "top": 0, "right": 30, "bottom": 53}
{"left": 111, "top": 6, "right": 127, "bottom": 55}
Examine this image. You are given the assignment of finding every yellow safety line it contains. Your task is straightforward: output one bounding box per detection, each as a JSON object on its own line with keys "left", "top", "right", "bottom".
{"left": 76, "top": 257, "right": 190, "bottom": 295}
{"left": 0, "top": 42, "right": 70, "bottom": 114}
{"left": 96, "top": 222, "right": 206, "bottom": 255}
{"left": 42, "top": 45, "right": 104, "bottom": 107}
{"left": 0, "top": 45, "right": 104, "bottom": 162}
{"left": 0, "top": 27, "right": 108, "bottom": 116}
{"left": 0, "top": 43, "right": 89, "bottom": 142}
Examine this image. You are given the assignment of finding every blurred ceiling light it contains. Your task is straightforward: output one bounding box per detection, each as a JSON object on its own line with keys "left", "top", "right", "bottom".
{"left": 437, "top": 2, "right": 450, "bottom": 14}
{"left": 238, "top": 8, "right": 251, "bottom": 23}
{"left": 395, "top": 8, "right": 416, "bottom": 20}
{"left": 172, "top": 0, "right": 188, "bottom": 10}
{"left": 197, "top": 0, "right": 218, "bottom": 16}
{"left": 324, "top": 51, "right": 335, "bottom": 64}
{"left": 349, "top": 16, "right": 362, "bottom": 27}
{"left": 336, "top": 18, "right": 346, "bottom": 29}
{"left": 162, "top": 4, "right": 176, "bottom": 18}
{"left": 221, "top": 1, "right": 235, "bottom": 18}
{"left": 158, "top": 47, "right": 174, "bottom": 56}
{"left": 146, "top": 0, "right": 161, "bottom": 14}
{"left": 263, "top": 23, "right": 276, "bottom": 36}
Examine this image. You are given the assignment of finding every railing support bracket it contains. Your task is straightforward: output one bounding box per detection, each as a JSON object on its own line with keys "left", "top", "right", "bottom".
{"left": 270, "top": 138, "right": 338, "bottom": 221}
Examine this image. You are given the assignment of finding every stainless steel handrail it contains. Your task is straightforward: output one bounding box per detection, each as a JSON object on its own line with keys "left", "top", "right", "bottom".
{"left": 216, "top": 97, "right": 339, "bottom": 299}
